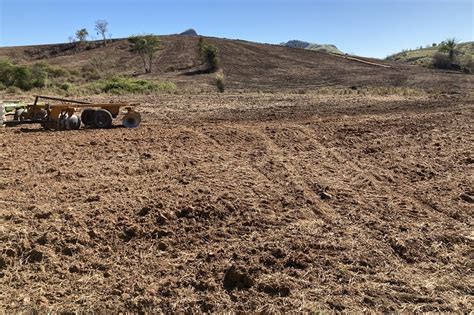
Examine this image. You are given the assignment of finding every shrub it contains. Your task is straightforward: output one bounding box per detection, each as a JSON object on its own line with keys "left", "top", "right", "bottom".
{"left": 60, "top": 83, "right": 71, "bottom": 91}
{"left": 81, "top": 67, "right": 101, "bottom": 80}
{"left": 438, "top": 38, "right": 458, "bottom": 63}
{"left": 431, "top": 53, "right": 452, "bottom": 69}
{"left": 88, "top": 76, "right": 177, "bottom": 94}
{"left": 460, "top": 55, "right": 473, "bottom": 73}
{"left": 199, "top": 42, "right": 219, "bottom": 72}
{"left": 68, "top": 69, "right": 80, "bottom": 76}
{"left": 11, "top": 66, "right": 33, "bottom": 90}
{"left": 35, "top": 62, "right": 68, "bottom": 77}
{"left": 0, "top": 59, "right": 70, "bottom": 91}
{"left": 5, "top": 86, "right": 21, "bottom": 94}
{"left": 215, "top": 72, "right": 225, "bottom": 92}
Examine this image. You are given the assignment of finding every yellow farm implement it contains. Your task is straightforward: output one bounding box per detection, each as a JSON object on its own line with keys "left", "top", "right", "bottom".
{"left": 2, "top": 95, "right": 141, "bottom": 130}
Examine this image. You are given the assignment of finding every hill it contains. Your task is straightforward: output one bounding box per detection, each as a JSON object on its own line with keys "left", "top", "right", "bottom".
{"left": 179, "top": 29, "right": 198, "bottom": 36}
{"left": 281, "top": 40, "right": 343, "bottom": 54}
{"left": 0, "top": 36, "right": 471, "bottom": 94}
{"left": 386, "top": 41, "right": 474, "bottom": 68}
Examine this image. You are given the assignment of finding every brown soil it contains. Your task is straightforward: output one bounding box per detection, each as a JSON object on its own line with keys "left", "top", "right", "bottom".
{"left": 1, "top": 92, "right": 473, "bottom": 312}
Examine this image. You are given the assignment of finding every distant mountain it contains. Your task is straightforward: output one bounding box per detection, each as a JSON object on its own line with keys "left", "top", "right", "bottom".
{"left": 281, "top": 40, "right": 343, "bottom": 54}
{"left": 179, "top": 29, "right": 198, "bottom": 36}
{"left": 283, "top": 40, "right": 312, "bottom": 49}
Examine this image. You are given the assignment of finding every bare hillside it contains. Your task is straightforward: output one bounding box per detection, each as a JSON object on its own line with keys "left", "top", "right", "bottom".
{"left": 0, "top": 36, "right": 471, "bottom": 93}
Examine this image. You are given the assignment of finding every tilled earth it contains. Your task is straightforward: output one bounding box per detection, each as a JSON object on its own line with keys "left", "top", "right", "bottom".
{"left": 0, "top": 92, "right": 473, "bottom": 312}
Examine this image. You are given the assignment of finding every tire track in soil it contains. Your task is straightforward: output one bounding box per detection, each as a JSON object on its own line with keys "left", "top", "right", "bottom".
{"left": 248, "top": 126, "right": 339, "bottom": 221}
{"left": 298, "top": 123, "right": 458, "bottom": 221}
{"left": 282, "top": 123, "right": 473, "bottom": 277}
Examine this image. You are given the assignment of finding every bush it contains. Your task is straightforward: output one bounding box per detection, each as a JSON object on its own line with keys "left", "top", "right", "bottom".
{"left": 460, "top": 55, "right": 473, "bottom": 73}
{"left": 199, "top": 41, "right": 219, "bottom": 72}
{"left": 81, "top": 63, "right": 102, "bottom": 80}
{"left": 89, "top": 76, "right": 177, "bottom": 94}
{"left": 431, "top": 53, "right": 452, "bottom": 69}
{"left": 5, "top": 86, "right": 21, "bottom": 94}
{"left": 60, "top": 83, "right": 71, "bottom": 91}
{"left": 68, "top": 69, "right": 80, "bottom": 77}
{"left": 215, "top": 72, "right": 225, "bottom": 92}
{"left": 0, "top": 59, "right": 70, "bottom": 91}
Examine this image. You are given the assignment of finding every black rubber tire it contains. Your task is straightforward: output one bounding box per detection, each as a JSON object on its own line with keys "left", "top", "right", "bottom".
{"left": 81, "top": 109, "right": 96, "bottom": 126}
{"left": 94, "top": 109, "right": 113, "bottom": 129}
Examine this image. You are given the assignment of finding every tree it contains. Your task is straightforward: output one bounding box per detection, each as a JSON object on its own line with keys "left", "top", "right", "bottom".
{"left": 75, "top": 28, "right": 89, "bottom": 42}
{"left": 128, "top": 35, "right": 160, "bottom": 73}
{"left": 95, "top": 20, "right": 109, "bottom": 45}
{"left": 438, "top": 38, "right": 458, "bottom": 63}
{"left": 198, "top": 39, "right": 219, "bottom": 72}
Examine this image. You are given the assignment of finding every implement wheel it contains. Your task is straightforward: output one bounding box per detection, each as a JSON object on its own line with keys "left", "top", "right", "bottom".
{"left": 14, "top": 109, "right": 25, "bottom": 121}
{"left": 32, "top": 109, "right": 47, "bottom": 120}
{"left": 94, "top": 109, "right": 113, "bottom": 129}
{"left": 67, "top": 114, "right": 81, "bottom": 130}
{"left": 122, "top": 111, "right": 141, "bottom": 128}
{"left": 81, "top": 109, "right": 96, "bottom": 126}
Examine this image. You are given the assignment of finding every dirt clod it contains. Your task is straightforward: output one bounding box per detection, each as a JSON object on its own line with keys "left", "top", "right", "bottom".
{"left": 69, "top": 265, "right": 81, "bottom": 273}
{"left": 25, "top": 249, "right": 43, "bottom": 263}
{"left": 459, "top": 193, "right": 473, "bottom": 203}
{"left": 34, "top": 211, "right": 52, "bottom": 219}
{"left": 284, "top": 253, "right": 310, "bottom": 269}
{"left": 0, "top": 257, "right": 7, "bottom": 270}
{"left": 155, "top": 213, "right": 168, "bottom": 224}
{"left": 157, "top": 242, "right": 167, "bottom": 251}
{"left": 176, "top": 206, "right": 194, "bottom": 218}
{"left": 137, "top": 206, "right": 151, "bottom": 216}
{"left": 258, "top": 282, "right": 291, "bottom": 297}
{"left": 85, "top": 195, "right": 101, "bottom": 202}
{"left": 320, "top": 191, "right": 333, "bottom": 200}
{"left": 122, "top": 224, "right": 139, "bottom": 242}
{"left": 223, "top": 265, "right": 254, "bottom": 291}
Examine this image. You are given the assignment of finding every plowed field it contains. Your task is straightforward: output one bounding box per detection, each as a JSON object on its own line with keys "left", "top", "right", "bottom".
{"left": 1, "top": 92, "right": 473, "bottom": 312}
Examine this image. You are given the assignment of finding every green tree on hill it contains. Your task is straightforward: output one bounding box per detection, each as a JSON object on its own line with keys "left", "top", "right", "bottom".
{"left": 438, "top": 38, "right": 458, "bottom": 63}
{"left": 128, "top": 35, "right": 160, "bottom": 74}
{"left": 75, "top": 28, "right": 89, "bottom": 42}
{"left": 198, "top": 38, "right": 219, "bottom": 72}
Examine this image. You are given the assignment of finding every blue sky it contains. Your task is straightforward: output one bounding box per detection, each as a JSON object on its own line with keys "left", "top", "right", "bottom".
{"left": 0, "top": 0, "right": 472, "bottom": 58}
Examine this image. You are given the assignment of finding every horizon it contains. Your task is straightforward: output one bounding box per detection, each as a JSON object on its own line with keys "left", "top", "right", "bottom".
{"left": 0, "top": 0, "right": 473, "bottom": 58}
